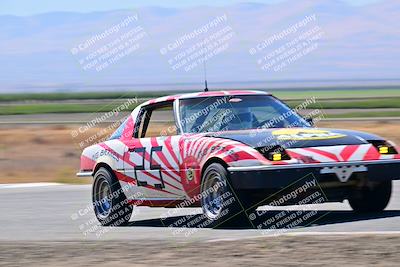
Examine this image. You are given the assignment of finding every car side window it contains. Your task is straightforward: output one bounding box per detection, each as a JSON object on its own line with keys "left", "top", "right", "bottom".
{"left": 136, "top": 102, "right": 177, "bottom": 138}
{"left": 109, "top": 117, "right": 128, "bottom": 140}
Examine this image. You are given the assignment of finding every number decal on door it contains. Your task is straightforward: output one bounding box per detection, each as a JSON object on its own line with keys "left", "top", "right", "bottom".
{"left": 130, "top": 147, "right": 147, "bottom": 186}
{"left": 129, "top": 146, "right": 164, "bottom": 188}
{"left": 150, "top": 146, "right": 165, "bottom": 189}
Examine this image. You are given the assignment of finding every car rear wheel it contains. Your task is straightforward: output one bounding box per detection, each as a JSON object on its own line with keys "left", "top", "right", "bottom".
{"left": 93, "top": 167, "right": 133, "bottom": 226}
{"left": 348, "top": 180, "right": 392, "bottom": 213}
{"left": 200, "top": 163, "right": 252, "bottom": 228}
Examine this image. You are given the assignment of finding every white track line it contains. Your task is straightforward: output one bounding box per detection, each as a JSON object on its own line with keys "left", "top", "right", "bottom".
{"left": 0, "top": 183, "right": 63, "bottom": 189}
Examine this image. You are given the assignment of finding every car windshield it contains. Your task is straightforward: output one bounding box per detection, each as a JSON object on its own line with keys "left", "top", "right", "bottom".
{"left": 179, "top": 95, "right": 310, "bottom": 133}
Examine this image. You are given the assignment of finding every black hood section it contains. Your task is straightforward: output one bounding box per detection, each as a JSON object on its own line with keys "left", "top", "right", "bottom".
{"left": 208, "top": 128, "right": 384, "bottom": 149}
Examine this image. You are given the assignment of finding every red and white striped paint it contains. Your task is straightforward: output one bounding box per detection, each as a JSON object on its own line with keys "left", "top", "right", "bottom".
{"left": 79, "top": 90, "right": 400, "bottom": 206}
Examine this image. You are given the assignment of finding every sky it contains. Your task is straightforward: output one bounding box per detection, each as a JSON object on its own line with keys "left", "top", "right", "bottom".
{"left": 0, "top": 0, "right": 397, "bottom": 90}
{"left": 0, "top": 0, "right": 384, "bottom": 16}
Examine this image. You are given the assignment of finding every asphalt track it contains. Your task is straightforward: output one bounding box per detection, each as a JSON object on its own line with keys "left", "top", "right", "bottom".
{"left": 1, "top": 181, "right": 400, "bottom": 242}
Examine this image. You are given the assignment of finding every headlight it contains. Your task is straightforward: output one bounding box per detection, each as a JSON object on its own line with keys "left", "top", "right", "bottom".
{"left": 369, "top": 140, "right": 398, "bottom": 155}
{"left": 256, "top": 145, "right": 291, "bottom": 161}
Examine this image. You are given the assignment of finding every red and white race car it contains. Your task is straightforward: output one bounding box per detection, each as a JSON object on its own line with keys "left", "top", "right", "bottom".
{"left": 77, "top": 90, "right": 400, "bottom": 227}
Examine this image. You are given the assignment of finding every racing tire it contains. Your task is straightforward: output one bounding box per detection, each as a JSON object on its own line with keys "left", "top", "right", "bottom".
{"left": 200, "top": 163, "right": 253, "bottom": 228}
{"left": 348, "top": 180, "right": 392, "bottom": 213}
{"left": 92, "top": 167, "right": 133, "bottom": 226}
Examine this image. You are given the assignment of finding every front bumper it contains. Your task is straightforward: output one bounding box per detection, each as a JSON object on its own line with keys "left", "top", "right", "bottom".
{"left": 228, "top": 159, "right": 400, "bottom": 190}
{"left": 76, "top": 171, "right": 93, "bottom": 178}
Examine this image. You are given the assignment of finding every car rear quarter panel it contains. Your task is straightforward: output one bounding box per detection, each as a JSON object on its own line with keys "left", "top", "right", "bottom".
{"left": 80, "top": 140, "right": 126, "bottom": 173}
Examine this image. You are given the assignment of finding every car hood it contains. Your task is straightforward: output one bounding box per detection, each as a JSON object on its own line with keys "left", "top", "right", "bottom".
{"left": 207, "top": 128, "right": 384, "bottom": 149}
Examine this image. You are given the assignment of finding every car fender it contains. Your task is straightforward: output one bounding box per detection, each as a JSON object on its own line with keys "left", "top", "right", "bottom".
{"left": 94, "top": 155, "right": 118, "bottom": 172}
{"left": 179, "top": 135, "right": 270, "bottom": 197}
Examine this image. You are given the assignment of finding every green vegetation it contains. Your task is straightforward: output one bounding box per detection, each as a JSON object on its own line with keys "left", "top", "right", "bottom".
{"left": 1, "top": 88, "right": 400, "bottom": 116}
{"left": 285, "top": 97, "right": 400, "bottom": 109}
{"left": 0, "top": 91, "right": 182, "bottom": 102}
{"left": 2, "top": 98, "right": 400, "bottom": 116}
{"left": 325, "top": 111, "right": 400, "bottom": 118}
{"left": 271, "top": 88, "right": 400, "bottom": 100}
{"left": 1, "top": 87, "right": 400, "bottom": 102}
{"left": 0, "top": 102, "right": 140, "bottom": 115}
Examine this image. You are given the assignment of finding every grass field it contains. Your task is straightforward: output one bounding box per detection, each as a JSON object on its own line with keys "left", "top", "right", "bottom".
{"left": 1, "top": 87, "right": 400, "bottom": 102}
{"left": 325, "top": 111, "right": 400, "bottom": 118}
{"left": 0, "top": 91, "right": 165, "bottom": 102}
{"left": 286, "top": 98, "right": 400, "bottom": 109}
{"left": 0, "top": 102, "right": 139, "bottom": 115}
{"left": 272, "top": 88, "right": 400, "bottom": 99}
{"left": 1, "top": 88, "right": 400, "bottom": 116}
{"left": 2, "top": 98, "right": 400, "bottom": 116}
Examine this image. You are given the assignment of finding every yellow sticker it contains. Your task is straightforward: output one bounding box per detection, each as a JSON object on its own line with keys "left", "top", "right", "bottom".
{"left": 272, "top": 129, "right": 346, "bottom": 141}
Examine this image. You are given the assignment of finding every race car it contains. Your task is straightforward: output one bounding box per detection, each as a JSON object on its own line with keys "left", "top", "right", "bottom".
{"left": 77, "top": 90, "right": 400, "bottom": 227}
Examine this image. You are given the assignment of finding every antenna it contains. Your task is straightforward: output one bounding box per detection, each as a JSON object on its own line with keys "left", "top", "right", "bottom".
{"left": 203, "top": 50, "right": 209, "bottom": 92}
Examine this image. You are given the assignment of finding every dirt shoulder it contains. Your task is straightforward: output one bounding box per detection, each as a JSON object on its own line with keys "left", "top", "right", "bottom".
{"left": 1, "top": 120, "right": 399, "bottom": 184}
{"left": 0, "top": 235, "right": 399, "bottom": 266}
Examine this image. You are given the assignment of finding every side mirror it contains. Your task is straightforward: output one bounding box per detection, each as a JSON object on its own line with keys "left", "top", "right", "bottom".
{"left": 306, "top": 117, "right": 314, "bottom": 126}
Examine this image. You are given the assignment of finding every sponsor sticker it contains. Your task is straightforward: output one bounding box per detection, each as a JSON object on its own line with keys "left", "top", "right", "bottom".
{"left": 272, "top": 129, "right": 346, "bottom": 141}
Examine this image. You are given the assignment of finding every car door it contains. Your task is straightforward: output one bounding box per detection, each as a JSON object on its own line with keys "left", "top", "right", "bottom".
{"left": 123, "top": 101, "right": 185, "bottom": 200}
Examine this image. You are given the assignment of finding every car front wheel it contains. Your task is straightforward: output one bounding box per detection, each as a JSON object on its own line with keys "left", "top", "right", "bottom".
{"left": 200, "top": 163, "right": 251, "bottom": 228}
{"left": 348, "top": 180, "right": 392, "bottom": 213}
